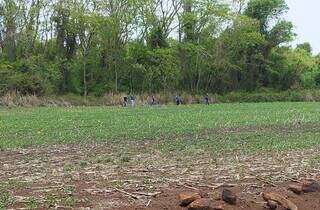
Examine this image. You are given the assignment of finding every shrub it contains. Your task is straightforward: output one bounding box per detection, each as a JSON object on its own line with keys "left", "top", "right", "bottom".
{"left": 315, "top": 73, "right": 320, "bottom": 87}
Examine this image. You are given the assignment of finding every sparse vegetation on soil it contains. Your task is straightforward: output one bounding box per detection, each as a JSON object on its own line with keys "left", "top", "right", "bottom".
{"left": 1, "top": 102, "right": 320, "bottom": 209}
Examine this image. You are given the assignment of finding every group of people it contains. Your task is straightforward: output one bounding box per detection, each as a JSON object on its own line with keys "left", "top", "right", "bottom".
{"left": 123, "top": 94, "right": 210, "bottom": 107}
{"left": 123, "top": 95, "right": 136, "bottom": 107}
{"left": 175, "top": 94, "right": 209, "bottom": 105}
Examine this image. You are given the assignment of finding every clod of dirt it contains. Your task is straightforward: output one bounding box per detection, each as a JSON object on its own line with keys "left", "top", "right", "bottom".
{"left": 208, "top": 191, "right": 221, "bottom": 201}
{"left": 288, "top": 184, "right": 303, "bottom": 194}
{"left": 179, "top": 192, "right": 202, "bottom": 207}
{"left": 262, "top": 192, "right": 298, "bottom": 210}
{"left": 302, "top": 180, "right": 320, "bottom": 193}
{"left": 188, "top": 198, "right": 223, "bottom": 210}
{"left": 3, "top": 164, "right": 10, "bottom": 170}
{"left": 221, "top": 189, "right": 237, "bottom": 205}
{"left": 267, "top": 200, "right": 278, "bottom": 209}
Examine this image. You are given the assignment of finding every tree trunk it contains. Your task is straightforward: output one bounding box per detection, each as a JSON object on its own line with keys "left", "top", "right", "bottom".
{"left": 83, "top": 61, "right": 87, "bottom": 97}
{"left": 4, "top": 17, "right": 16, "bottom": 62}
{"left": 115, "top": 69, "right": 118, "bottom": 93}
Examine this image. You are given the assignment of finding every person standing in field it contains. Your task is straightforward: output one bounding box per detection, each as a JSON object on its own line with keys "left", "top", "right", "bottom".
{"left": 151, "top": 95, "right": 156, "bottom": 105}
{"left": 130, "top": 95, "right": 136, "bottom": 107}
{"left": 123, "top": 96, "right": 128, "bottom": 107}
{"left": 204, "top": 94, "right": 209, "bottom": 105}
{"left": 175, "top": 95, "right": 181, "bottom": 105}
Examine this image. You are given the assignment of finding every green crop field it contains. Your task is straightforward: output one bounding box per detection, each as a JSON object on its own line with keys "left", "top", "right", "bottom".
{"left": 1, "top": 102, "right": 320, "bottom": 154}
{"left": 2, "top": 102, "right": 320, "bottom": 210}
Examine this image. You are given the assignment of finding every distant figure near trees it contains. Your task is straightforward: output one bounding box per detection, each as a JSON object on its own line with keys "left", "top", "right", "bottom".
{"left": 175, "top": 95, "right": 181, "bottom": 105}
{"left": 123, "top": 96, "right": 128, "bottom": 107}
{"left": 151, "top": 95, "right": 156, "bottom": 105}
{"left": 204, "top": 94, "right": 209, "bottom": 105}
{"left": 130, "top": 95, "right": 136, "bottom": 107}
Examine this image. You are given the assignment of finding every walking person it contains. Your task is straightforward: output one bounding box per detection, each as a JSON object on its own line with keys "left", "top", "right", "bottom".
{"left": 175, "top": 95, "right": 181, "bottom": 105}
{"left": 123, "top": 96, "right": 128, "bottom": 107}
{"left": 130, "top": 95, "right": 136, "bottom": 107}
{"left": 204, "top": 94, "right": 210, "bottom": 105}
{"left": 151, "top": 95, "right": 156, "bottom": 106}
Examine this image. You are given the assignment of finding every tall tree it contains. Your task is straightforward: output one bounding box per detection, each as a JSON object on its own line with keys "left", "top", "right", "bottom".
{"left": 2, "top": 0, "right": 18, "bottom": 62}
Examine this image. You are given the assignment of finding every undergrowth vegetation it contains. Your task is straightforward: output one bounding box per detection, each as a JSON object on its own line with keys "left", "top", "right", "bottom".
{"left": 2, "top": 89, "right": 320, "bottom": 107}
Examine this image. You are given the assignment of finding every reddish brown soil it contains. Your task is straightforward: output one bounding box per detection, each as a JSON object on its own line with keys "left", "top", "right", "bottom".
{"left": 117, "top": 185, "right": 320, "bottom": 210}
{"left": 1, "top": 143, "right": 320, "bottom": 209}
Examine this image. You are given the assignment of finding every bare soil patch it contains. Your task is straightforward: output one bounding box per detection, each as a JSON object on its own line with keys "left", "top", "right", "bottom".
{"left": 1, "top": 140, "right": 320, "bottom": 209}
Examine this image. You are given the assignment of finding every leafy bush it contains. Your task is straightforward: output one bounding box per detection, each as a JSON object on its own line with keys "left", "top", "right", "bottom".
{"left": 0, "top": 56, "right": 60, "bottom": 96}
{"left": 315, "top": 73, "right": 320, "bottom": 87}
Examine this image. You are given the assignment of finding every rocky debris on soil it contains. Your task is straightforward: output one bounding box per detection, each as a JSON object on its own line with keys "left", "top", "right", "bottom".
{"left": 188, "top": 198, "right": 223, "bottom": 210}
{"left": 179, "top": 192, "right": 202, "bottom": 207}
{"left": 266, "top": 200, "right": 278, "bottom": 210}
{"left": 221, "top": 189, "right": 237, "bottom": 205}
{"left": 288, "top": 184, "right": 303, "bottom": 194}
{"left": 302, "top": 180, "right": 320, "bottom": 193}
{"left": 262, "top": 192, "right": 298, "bottom": 210}
{"left": 288, "top": 180, "right": 320, "bottom": 194}
{"left": 208, "top": 191, "right": 221, "bottom": 201}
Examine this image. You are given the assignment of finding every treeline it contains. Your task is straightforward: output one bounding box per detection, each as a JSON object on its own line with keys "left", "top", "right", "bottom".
{"left": 0, "top": 0, "right": 319, "bottom": 96}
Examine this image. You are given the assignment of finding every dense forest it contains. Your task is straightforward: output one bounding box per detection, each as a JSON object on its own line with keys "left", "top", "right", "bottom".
{"left": 0, "top": 0, "right": 319, "bottom": 97}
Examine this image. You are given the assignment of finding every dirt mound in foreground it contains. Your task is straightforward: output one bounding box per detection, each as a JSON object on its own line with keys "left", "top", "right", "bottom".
{"left": 117, "top": 181, "right": 320, "bottom": 210}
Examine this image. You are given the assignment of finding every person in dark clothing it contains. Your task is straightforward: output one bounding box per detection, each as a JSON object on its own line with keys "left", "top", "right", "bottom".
{"left": 130, "top": 95, "right": 136, "bottom": 107}
{"left": 204, "top": 94, "right": 209, "bottom": 105}
{"left": 175, "top": 95, "right": 181, "bottom": 105}
{"left": 151, "top": 95, "right": 156, "bottom": 105}
{"left": 123, "top": 96, "right": 128, "bottom": 107}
